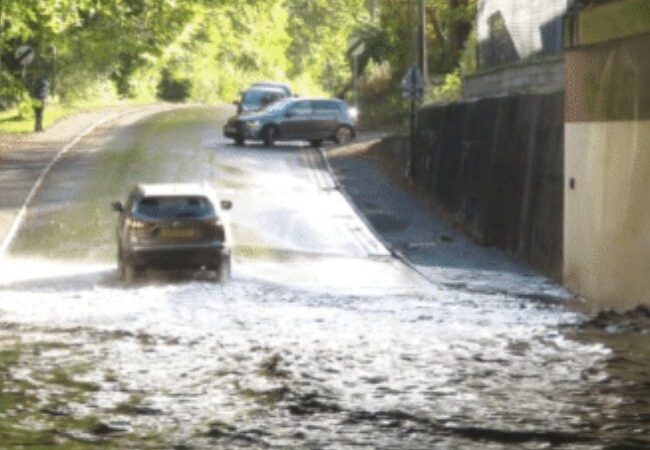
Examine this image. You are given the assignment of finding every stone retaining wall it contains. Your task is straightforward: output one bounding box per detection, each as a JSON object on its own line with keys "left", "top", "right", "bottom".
{"left": 408, "top": 92, "right": 564, "bottom": 279}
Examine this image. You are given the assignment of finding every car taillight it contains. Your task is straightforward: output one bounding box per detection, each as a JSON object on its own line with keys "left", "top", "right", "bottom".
{"left": 203, "top": 218, "right": 225, "bottom": 240}
{"left": 126, "top": 218, "right": 160, "bottom": 236}
{"left": 203, "top": 218, "right": 222, "bottom": 228}
{"left": 126, "top": 218, "right": 149, "bottom": 231}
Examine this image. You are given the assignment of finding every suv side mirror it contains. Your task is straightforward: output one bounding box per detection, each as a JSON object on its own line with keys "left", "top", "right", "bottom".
{"left": 220, "top": 200, "right": 233, "bottom": 210}
{"left": 111, "top": 201, "right": 124, "bottom": 213}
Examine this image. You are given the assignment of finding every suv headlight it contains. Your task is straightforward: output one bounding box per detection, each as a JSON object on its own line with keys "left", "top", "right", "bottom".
{"left": 245, "top": 120, "right": 261, "bottom": 129}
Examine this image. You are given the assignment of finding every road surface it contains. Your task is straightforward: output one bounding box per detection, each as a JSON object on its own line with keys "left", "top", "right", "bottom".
{"left": 0, "top": 106, "right": 647, "bottom": 449}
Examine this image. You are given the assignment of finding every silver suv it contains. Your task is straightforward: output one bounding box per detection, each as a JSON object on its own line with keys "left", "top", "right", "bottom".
{"left": 235, "top": 86, "right": 287, "bottom": 114}
{"left": 111, "top": 183, "right": 232, "bottom": 283}
{"left": 224, "top": 98, "right": 357, "bottom": 147}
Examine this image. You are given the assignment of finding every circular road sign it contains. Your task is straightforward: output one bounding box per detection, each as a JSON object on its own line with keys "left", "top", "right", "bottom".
{"left": 15, "top": 45, "right": 35, "bottom": 66}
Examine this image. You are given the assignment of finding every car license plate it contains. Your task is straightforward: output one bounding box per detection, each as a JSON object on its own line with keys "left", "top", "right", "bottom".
{"left": 159, "top": 228, "right": 196, "bottom": 239}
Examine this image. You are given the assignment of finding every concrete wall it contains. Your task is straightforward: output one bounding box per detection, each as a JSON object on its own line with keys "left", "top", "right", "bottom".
{"left": 564, "top": 1, "right": 650, "bottom": 309}
{"left": 463, "top": 58, "right": 564, "bottom": 99}
{"left": 565, "top": 121, "right": 650, "bottom": 309}
{"left": 415, "top": 92, "right": 564, "bottom": 279}
{"left": 469, "top": 0, "right": 568, "bottom": 99}
{"left": 477, "top": 0, "right": 568, "bottom": 69}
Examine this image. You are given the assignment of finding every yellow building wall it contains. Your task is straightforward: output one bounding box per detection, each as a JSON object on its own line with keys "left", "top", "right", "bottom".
{"left": 565, "top": 121, "right": 650, "bottom": 310}
{"left": 564, "top": 0, "right": 650, "bottom": 310}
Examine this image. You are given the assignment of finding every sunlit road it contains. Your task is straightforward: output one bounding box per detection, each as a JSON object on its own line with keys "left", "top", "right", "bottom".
{"left": 0, "top": 106, "right": 647, "bottom": 449}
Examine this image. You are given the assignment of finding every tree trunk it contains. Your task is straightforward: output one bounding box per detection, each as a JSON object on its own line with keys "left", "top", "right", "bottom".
{"left": 427, "top": 8, "right": 447, "bottom": 45}
{"left": 0, "top": 0, "right": 5, "bottom": 73}
{"left": 449, "top": 0, "right": 472, "bottom": 55}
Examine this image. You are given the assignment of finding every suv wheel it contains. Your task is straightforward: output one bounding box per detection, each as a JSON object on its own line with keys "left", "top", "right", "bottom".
{"left": 119, "top": 251, "right": 139, "bottom": 283}
{"left": 262, "top": 126, "right": 277, "bottom": 147}
{"left": 335, "top": 126, "right": 354, "bottom": 145}
{"left": 234, "top": 136, "right": 245, "bottom": 146}
{"left": 216, "top": 254, "right": 231, "bottom": 283}
{"left": 120, "top": 260, "right": 140, "bottom": 284}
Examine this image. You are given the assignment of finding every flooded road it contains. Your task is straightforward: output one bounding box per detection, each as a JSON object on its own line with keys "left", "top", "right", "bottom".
{"left": 0, "top": 107, "right": 649, "bottom": 449}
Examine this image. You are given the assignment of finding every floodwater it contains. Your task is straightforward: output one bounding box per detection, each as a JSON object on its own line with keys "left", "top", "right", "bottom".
{"left": 0, "top": 107, "right": 649, "bottom": 449}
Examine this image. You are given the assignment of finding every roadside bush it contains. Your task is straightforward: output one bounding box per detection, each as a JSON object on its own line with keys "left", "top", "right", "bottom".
{"left": 0, "top": 71, "right": 23, "bottom": 111}
{"left": 156, "top": 69, "right": 191, "bottom": 102}
{"left": 16, "top": 96, "right": 34, "bottom": 119}
{"left": 425, "top": 69, "right": 462, "bottom": 104}
{"left": 357, "top": 61, "right": 409, "bottom": 131}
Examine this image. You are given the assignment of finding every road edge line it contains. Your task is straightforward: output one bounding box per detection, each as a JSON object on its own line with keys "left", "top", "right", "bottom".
{"left": 317, "top": 145, "right": 412, "bottom": 258}
{"left": 0, "top": 110, "right": 132, "bottom": 257}
{"left": 318, "top": 144, "right": 460, "bottom": 287}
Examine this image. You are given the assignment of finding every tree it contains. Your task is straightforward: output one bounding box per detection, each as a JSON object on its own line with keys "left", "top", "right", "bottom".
{"left": 0, "top": 0, "right": 374, "bottom": 109}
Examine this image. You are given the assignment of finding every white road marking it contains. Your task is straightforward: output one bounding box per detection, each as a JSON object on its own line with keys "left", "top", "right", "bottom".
{"left": 0, "top": 104, "right": 194, "bottom": 257}
{"left": 0, "top": 112, "right": 128, "bottom": 257}
{"left": 302, "top": 147, "right": 389, "bottom": 257}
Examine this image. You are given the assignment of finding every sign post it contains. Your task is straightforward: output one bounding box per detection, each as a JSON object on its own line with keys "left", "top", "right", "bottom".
{"left": 15, "top": 45, "right": 35, "bottom": 80}
{"left": 400, "top": 66, "right": 425, "bottom": 179}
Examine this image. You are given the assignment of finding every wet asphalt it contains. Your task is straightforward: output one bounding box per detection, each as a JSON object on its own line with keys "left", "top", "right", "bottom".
{"left": 0, "top": 106, "right": 648, "bottom": 449}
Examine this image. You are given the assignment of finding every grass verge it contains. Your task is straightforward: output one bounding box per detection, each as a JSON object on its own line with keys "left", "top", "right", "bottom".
{"left": 0, "top": 99, "right": 149, "bottom": 134}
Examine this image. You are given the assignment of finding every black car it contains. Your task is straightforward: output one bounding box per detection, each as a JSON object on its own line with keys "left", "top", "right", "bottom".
{"left": 235, "top": 86, "right": 288, "bottom": 114}
{"left": 111, "top": 183, "right": 232, "bottom": 283}
{"left": 224, "top": 98, "right": 357, "bottom": 147}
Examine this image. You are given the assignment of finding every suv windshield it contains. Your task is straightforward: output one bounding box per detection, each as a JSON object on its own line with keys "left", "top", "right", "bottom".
{"left": 242, "top": 89, "right": 283, "bottom": 110}
{"left": 135, "top": 196, "right": 214, "bottom": 219}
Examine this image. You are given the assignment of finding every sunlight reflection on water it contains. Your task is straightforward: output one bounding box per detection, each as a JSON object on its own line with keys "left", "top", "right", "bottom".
{"left": 0, "top": 257, "right": 625, "bottom": 449}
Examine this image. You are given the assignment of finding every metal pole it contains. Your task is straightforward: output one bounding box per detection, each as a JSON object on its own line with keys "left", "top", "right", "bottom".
{"left": 410, "top": 69, "right": 417, "bottom": 179}
{"left": 418, "top": 0, "right": 427, "bottom": 82}
{"left": 0, "top": 0, "right": 4, "bottom": 74}
{"left": 353, "top": 54, "right": 359, "bottom": 110}
{"left": 408, "top": 0, "right": 416, "bottom": 63}
{"left": 407, "top": 0, "right": 415, "bottom": 179}
{"left": 51, "top": 44, "right": 57, "bottom": 95}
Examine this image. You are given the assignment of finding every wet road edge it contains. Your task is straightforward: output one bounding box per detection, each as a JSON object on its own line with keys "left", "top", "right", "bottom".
{"left": 319, "top": 140, "right": 571, "bottom": 301}
{"left": 317, "top": 144, "right": 439, "bottom": 286}
{"left": 0, "top": 104, "right": 194, "bottom": 257}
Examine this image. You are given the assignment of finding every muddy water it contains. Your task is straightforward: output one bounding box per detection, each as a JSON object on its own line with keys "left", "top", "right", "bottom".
{"left": 0, "top": 261, "right": 619, "bottom": 450}
{"left": 0, "top": 107, "right": 649, "bottom": 449}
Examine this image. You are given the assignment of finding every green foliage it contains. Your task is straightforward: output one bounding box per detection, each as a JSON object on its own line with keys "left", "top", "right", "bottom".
{"left": 426, "top": 69, "right": 462, "bottom": 104}
{"left": 0, "top": 0, "right": 476, "bottom": 130}
{"left": 357, "top": 60, "right": 408, "bottom": 130}
{"left": 459, "top": 27, "right": 478, "bottom": 75}
{"left": 352, "top": 0, "right": 477, "bottom": 126}
{"left": 286, "top": 0, "right": 366, "bottom": 89}
{"left": 156, "top": 1, "right": 293, "bottom": 103}
{"left": 157, "top": 69, "right": 191, "bottom": 102}
{"left": 0, "top": 0, "right": 368, "bottom": 112}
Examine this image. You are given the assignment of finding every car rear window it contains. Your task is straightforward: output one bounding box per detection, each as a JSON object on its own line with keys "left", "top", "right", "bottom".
{"left": 135, "top": 196, "right": 214, "bottom": 218}
{"left": 313, "top": 100, "right": 342, "bottom": 112}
